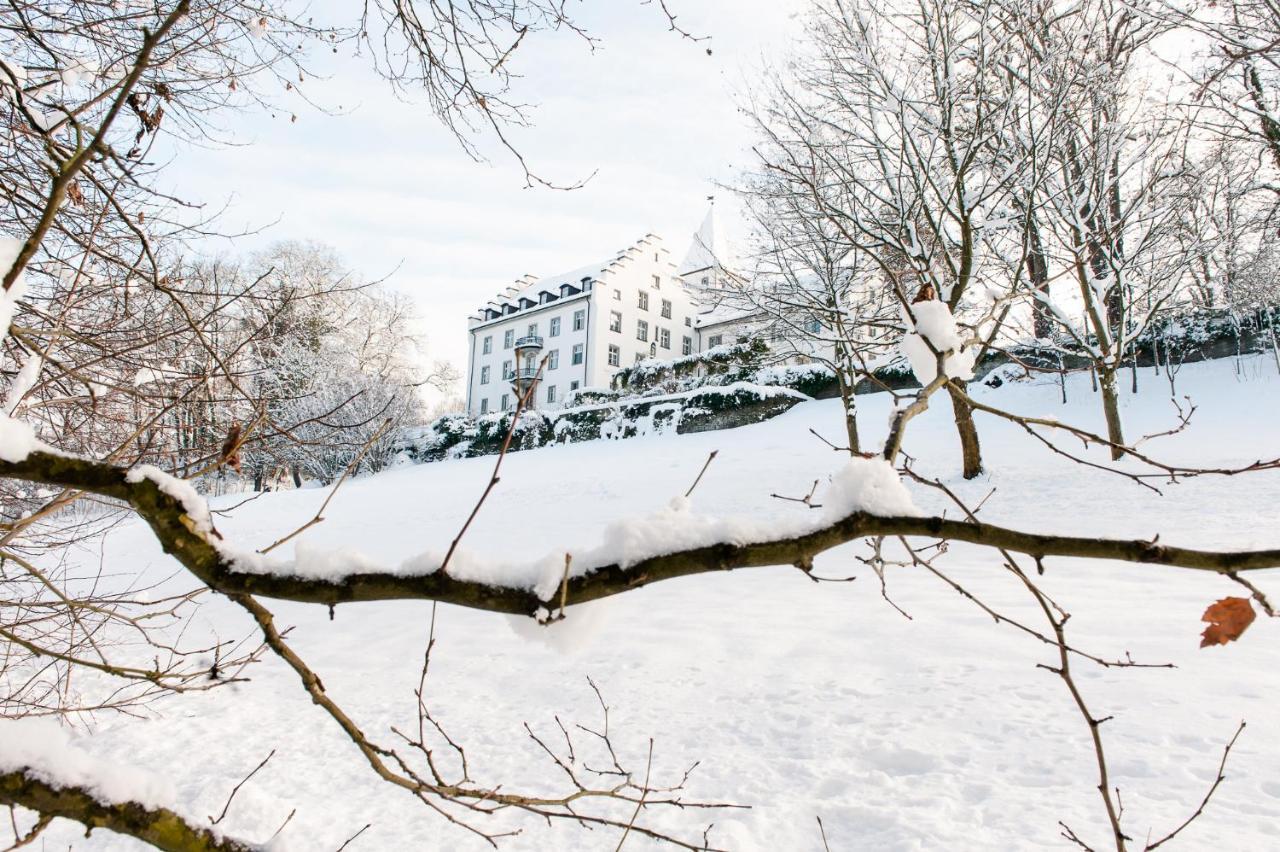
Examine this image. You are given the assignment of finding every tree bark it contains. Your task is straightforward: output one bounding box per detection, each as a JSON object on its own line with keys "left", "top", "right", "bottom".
{"left": 836, "top": 365, "right": 861, "bottom": 455}
{"left": 1098, "top": 367, "right": 1126, "bottom": 460}
{"left": 946, "top": 379, "right": 983, "bottom": 478}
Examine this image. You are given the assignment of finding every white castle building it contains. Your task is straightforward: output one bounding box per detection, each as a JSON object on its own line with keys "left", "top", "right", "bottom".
{"left": 464, "top": 208, "right": 738, "bottom": 416}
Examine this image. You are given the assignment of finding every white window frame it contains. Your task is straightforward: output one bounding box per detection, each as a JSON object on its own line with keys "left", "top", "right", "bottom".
{"left": 548, "top": 349, "right": 559, "bottom": 370}
{"left": 503, "top": 329, "right": 514, "bottom": 349}
{"left": 480, "top": 365, "right": 490, "bottom": 384}
{"left": 546, "top": 385, "right": 557, "bottom": 403}
{"left": 480, "top": 398, "right": 489, "bottom": 414}
{"left": 550, "top": 317, "right": 561, "bottom": 337}
{"left": 636, "top": 319, "right": 648, "bottom": 342}
{"left": 482, "top": 335, "right": 492, "bottom": 354}
{"left": 607, "top": 344, "right": 620, "bottom": 366}
{"left": 609, "top": 310, "right": 622, "bottom": 333}
{"left": 500, "top": 393, "right": 510, "bottom": 410}
{"left": 659, "top": 327, "right": 671, "bottom": 349}
{"left": 637, "top": 291, "right": 649, "bottom": 311}
{"left": 571, "top": 343, "right": 584, "bottom": 365}
{"left": 573, "top": 309, "right": 585, "bottom": 331}
{"left": 661, "top": 299, "right": 672, "bottom": 319}
{"left": 502, "top": 360, "right": 512, "bottom": 380}
{"left": 682, "top": 336, "right": 692, "bottom": 356}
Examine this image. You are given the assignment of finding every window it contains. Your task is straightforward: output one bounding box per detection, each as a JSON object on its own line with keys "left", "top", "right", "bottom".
{"left": 660, "top": 298, "right": 672, "bottom": 319}
{"left": 708, "top": 334, "right": 723, "bottom": 347}
{"left": 682, "top": 336, "right": 692, "bottom": 356}
{"left": 480, "top": 366, "right": 490, "bottom": 385}
{"left": 502, "top": 360, "right": 512, "bottom": 380}
{"left": 550, "top": 317, "right": 561, "bottom": 337}
{"left": 612, "top": 289, "right": 621, "bottom": 301}
{"left": 659, "top": 327, "right": 671, "bottom": 349}
{"left": 571, "top": 343, "right": 584, "bottom": 365}
{"left": 548, "top": 349, "right": 559, "bottom": 370}
{"left": 503, "top": 329, "right": 514, "bottom": 349}
{"left": 635, "top": 353, "right": 645, "bottom": 364}
{"left": 500, "top": 393, "right": 510, "bottom": 411}
{"left": 546, "top": 385, "right": 557, "bottom": 404}
{"left": 570, "top": 380, "right": 580, "bottom": 391}
{"left": 684, "top": 316, "right": 691, "bottom": 327}
{"left": 573, "top": 310, "right": 585, "bottom": 331}
{"left": 700, "top": 276, "right": 709, "bottom": 286}
{"left": 636, "top": 319, "right": 648, "bottom": 342}
{"left": 482, "top": 335, "right": 492, "bottom": 354}
{"left": 609, "top": 310, "right": 622, "bottom": 333}
{"left": 608, "top": 344, "right": 620, "bottom": 367}
{"left": 527, "top": 323, "right": 538, "bottom": 337}
{"left": 652, "top": 274, "right": 661, "bottom": 289}
{"left": 480, "top": 398, "right": 489, "bottom": 414}
{"left": 637, "top": 291, "right": 649, "bottom": 311}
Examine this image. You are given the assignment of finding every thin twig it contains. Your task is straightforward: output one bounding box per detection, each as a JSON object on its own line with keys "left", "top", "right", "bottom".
{"left": 684, "top": 450, "right": 719, "bottom": 498}
{"left": 1144, "top": 721, "right": 1246, "bottom": 850}
{"left": 210, "top": 749, "right": 276, "bottom": 825}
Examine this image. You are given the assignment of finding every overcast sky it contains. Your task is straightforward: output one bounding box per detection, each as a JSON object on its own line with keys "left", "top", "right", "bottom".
{"left": 165, "top": 1, "right": 806, "bottom": 397}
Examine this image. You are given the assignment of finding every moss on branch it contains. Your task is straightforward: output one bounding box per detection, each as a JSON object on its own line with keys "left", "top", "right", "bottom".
{"left": 0, "top": 769, "right": 253, "bottom": 852}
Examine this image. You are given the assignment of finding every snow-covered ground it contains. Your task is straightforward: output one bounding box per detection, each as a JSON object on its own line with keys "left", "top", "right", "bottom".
{"left": 13, "top": 355, "right": 1280, "bottom": 850}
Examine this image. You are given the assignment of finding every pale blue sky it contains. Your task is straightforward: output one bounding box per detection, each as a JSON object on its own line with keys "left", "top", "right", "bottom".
{"left": 166, "top": 0, "right": 805, "bottom": 388}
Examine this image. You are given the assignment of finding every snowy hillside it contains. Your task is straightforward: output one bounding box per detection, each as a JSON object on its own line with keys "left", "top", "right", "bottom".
{"left": 15, "top": 355, "right": 1280, "bottom": 851}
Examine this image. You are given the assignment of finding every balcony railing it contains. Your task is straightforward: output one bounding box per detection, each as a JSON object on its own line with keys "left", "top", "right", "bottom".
{"left": 514, "top": 335, "right": 544, "bottom": 350}
{"left": 511, "top": 367, "right": 541, "bottom": 381}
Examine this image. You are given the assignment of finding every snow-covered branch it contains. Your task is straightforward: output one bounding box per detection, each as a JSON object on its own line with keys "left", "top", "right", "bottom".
{"left": 1, "top": 450, "right": 1276, "bottom": 618}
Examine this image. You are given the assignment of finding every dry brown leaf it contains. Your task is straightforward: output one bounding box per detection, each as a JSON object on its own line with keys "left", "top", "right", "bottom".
{"left": 1200, "top": 597, "right": 1256, "bottom": 648}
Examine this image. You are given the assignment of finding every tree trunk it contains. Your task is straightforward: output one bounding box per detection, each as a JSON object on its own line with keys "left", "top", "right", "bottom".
{"left": 836, "top": 366, "right": 861, "bottom": 455}
{"left": 1098, "top": 368, "right": 1125, "bottom": 461}
{"left": 291, "top": 464, "right": 302, "bottom": 489}
{"left": 1026, "top": 212, "right": 1052, "bottom": 339}
{"left": 946, "top": 379, "right": 982, "bottom": 479}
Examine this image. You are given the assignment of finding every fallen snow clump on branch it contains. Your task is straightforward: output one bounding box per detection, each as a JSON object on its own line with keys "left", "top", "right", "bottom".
{"left": 0, "top": 718, "right": 172, "bottom": 809}
{"left": 900, "top": 300, "right": 976, "bottom": 385}
{"left": 126, "top": 464, "right": 216, "bottom": 538}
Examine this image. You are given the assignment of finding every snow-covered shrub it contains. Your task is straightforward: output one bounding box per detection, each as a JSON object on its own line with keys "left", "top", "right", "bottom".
{"left": 563, "top": 387, "right": 622, "bottom": 407}
{"left": 750, "top": 362, "right": 837, "bottom": 397}
{"left": 613, "top": 339, "right": 769, "bottom": 393}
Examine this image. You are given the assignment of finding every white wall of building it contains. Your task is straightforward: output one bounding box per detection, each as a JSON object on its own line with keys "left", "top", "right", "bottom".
{"left": 464, "top": 234, "right": 702, "bottom": 416}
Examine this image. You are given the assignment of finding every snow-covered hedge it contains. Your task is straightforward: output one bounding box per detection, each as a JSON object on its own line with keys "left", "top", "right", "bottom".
{"left": 401, "top": 382, "right": 810, "bottom": 463}
{"left": 612, "top": 339, "right": 769, "bottom": 394}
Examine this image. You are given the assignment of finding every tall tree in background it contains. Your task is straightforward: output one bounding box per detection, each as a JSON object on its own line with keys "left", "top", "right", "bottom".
{"left": 747, "top": 0, "right": 1041, "bottom": 478}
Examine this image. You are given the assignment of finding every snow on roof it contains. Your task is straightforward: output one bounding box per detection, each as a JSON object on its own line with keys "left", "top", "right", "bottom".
{"left": 475, "top": 234, "right": 671, "bottom": 314}
{"left": 694, "top": 302, "right": 758, "bottom": 329}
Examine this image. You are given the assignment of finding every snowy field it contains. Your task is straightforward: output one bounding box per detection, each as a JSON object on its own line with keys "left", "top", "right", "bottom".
{"left": 16, "top": 355, "right": 1280, "bottom": 851}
